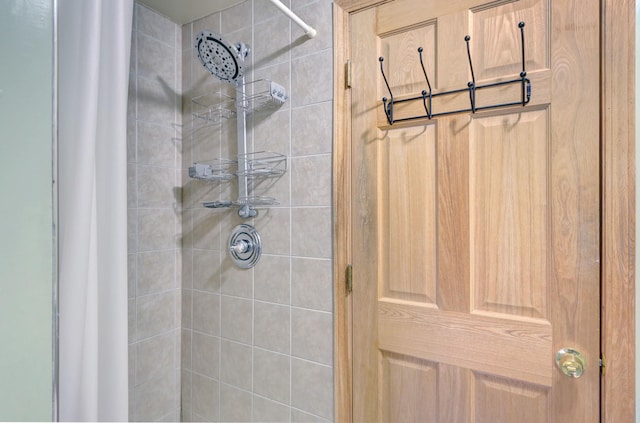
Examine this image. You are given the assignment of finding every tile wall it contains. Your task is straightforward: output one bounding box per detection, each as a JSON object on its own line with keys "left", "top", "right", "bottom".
{"left": 127, "top": 3, "right": 182, "bottom": 421}
{"left": 181, "top": 0, "right": 334, "bottom": 421}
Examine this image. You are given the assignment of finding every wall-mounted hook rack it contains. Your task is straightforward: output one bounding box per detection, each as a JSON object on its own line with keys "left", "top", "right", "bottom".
{"left": 380, "top": 21, "right": 531, "bottom": 125}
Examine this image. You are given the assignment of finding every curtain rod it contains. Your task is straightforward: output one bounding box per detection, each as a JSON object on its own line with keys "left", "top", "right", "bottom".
{"left": 268, "top": 0, "right": 317, "bottom": 38}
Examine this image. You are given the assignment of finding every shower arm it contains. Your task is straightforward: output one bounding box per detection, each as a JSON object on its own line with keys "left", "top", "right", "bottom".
{"left": 268, "top": 0, "right": 317, "bottom": 38}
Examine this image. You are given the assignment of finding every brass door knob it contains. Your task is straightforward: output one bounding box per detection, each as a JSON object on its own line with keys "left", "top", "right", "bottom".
{"left": 555, "top": 348, "right": 586, "bottom": 378}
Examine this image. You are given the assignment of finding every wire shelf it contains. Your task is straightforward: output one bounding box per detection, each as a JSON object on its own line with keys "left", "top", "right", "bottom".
{"left": 236, "top": 79, "right": 288, "bottom": 112}
{"left": 191, "top": 92, "right": 236, "bottom": 123}
{"left": 201, "top": 196, "right": 279, "bottom": 209}
{"left": 191, "top": 79, "right": 287, "bottom": 123}
{"left": 234, "top": 196, "right": 280, "bottom": 207}
{"left": 188, "top": 158, "right": 237, "bottom": 181}
{"left": 202, "top": 201, "right": 233, "bottom": 208}
{"left": 236, "top": 151, "right": 287, "bottom": 178}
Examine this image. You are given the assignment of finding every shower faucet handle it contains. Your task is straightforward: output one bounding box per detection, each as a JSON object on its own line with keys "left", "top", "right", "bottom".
{"left": 228, "top": 224, "right": 262, "bottom": 269}
{"left": 229, "top": 239, "right": 252, "bottom": 254}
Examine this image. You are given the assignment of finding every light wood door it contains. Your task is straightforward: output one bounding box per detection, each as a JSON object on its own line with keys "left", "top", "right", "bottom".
{"left": 350, "top": 0, "right": 600, "bottom": 421}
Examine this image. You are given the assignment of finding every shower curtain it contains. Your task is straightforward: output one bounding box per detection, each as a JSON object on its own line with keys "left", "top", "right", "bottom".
{"left": 57, "top": 0, "right": 133, "bottom": 420}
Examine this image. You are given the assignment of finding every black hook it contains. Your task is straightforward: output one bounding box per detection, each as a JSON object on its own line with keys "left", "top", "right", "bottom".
{"left": 379, "top": 56, "right": 394, "bottom": 125}
{"left": 519, "top": 22, "right": 526, "bottom": 78}
{"left": 377, "top": 21, "right": 531, "bottom": 125}
{"left": 518, "top": 21, "right": 531, "bottom": 106}
{"left": 465, "top": 35, "right": 477, "bottom": 113}
{"left": 418, "top": 47, "right": 433, "bottom": 119}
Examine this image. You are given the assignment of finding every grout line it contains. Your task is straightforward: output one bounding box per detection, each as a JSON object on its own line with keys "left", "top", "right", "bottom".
{"left": 289, "top": 151, "right": 333, "bottom": 160}
{"left": 289, "top": 304, "right": 332, "bottom": 315}
{"left": 132, "top": 327, "right": 179, "bottom": 343}
{"left": 288, "top": 8, "right": 294, "bottom": 421}
{"left": 216, "top": 14, "right": 222, "bottom": 423}
{"left": 251, "top": 6, "right": 256, "bottom": 421}
{"left": 290, "top": 405, "right": 332, "bottom": 423}
{"left": 130, "top": 24, "right": 140, "bottom": 416}
{"left": 253, "top": 392, "right": 290, "bottom": 408}
{"left": 136, "top": 29, "right": 176, "bottom": 51}
{"left": 289, "top": 44, "right": 333, "bottom": 62}
{"left": 289, "top": 205, "right": 332, "bottom": 209}
{"left": 134, "top": 286, "right": 181, "bottom": 300}
{"left": 289, "top": 355, "right": 333, "bottom": 369}
{"left": 173, "top": 13, "right": 181, "bottom": 403}
{"left": 252, "top": 345, "right": 293, "bottom": 359}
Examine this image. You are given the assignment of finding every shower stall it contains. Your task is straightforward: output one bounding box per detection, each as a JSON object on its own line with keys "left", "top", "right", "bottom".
{"left": 128, "top": 0, "right": 335, "bottom": 421}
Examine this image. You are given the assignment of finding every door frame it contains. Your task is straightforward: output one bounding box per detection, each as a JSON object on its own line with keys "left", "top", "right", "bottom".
{"left": 331, "top": 0, "right": 635, "bottom": 421}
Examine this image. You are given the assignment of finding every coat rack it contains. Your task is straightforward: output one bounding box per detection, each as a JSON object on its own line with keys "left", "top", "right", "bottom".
{"left": 379, "top": 22, "right": 531, "bottom": 125}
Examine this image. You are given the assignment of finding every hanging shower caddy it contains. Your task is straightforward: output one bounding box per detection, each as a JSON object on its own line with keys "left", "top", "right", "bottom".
{"left": 188, "top": 31, "right": 288, "bottom": 218}
{"left": 379, "top": 21, "right": 531, "bottom": 125}
{"left": 189, "top": 80, "right": 288, "bottom": 216}
{"left": 188, "top": 31, "right": 289, "bottom": 268}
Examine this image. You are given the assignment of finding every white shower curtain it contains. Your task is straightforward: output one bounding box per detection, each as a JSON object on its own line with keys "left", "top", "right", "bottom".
{"left": 58, "top": 0, "right": 133, "bottom": 420}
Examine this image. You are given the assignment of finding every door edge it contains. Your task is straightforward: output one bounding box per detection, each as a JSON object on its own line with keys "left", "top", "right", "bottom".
{"left": 600, "top": 0, "right": 636, "bottom": 420}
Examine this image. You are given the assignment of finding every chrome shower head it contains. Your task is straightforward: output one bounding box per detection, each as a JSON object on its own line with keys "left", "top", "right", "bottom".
{"left": 195, "top": 31, "right": 248, "bottom": 84}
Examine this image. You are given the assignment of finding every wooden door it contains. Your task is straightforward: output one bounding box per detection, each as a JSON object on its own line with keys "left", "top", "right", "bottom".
{"left": 350, "top": 0, "right": 600, "bottom": 421}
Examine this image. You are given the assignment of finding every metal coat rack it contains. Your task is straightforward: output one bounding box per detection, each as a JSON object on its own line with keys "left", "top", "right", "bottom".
{"left": 379, "top": 22, "right": 531, "bottom": 125}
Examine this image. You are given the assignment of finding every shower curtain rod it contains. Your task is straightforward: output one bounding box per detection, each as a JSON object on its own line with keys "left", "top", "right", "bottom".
{"left": 268, "top": 0, "right": 317, "bottom": 38}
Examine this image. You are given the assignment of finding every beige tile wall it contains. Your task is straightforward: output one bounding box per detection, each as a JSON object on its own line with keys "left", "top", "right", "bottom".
{"left": 181, "top": 0, "right": 334, "bottom": 421}
{"left": 128, "top": 3, "right": 182, "bottom": 421}
{"left": 127, "top": 1, "right": 333, "bottom": 421}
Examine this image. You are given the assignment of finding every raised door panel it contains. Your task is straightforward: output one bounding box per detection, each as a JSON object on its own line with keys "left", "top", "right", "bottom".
{"left": 471, "top": 0, "right": 549, "bottom": 81}
{"left": 380, "top": 125, "right": 437, "bottom": 303}
{"left": 474, "top": 374, "right": 549, "bottom": 423}
{"left": 470, "top": 109, "right": 550, "bottom": 319}
{"left": 380, "top": 352, "right": 438, "bottom": 422}
{"left": 379, "top": 23, "right": 437, "bottom": 97}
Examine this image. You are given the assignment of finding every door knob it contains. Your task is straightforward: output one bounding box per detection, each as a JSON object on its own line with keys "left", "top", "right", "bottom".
{"left": 555, "top": 348, "right": 586, "bottom": 378}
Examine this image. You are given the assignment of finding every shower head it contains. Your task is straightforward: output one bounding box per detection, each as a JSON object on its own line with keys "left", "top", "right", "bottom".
{"left": 195, "top": 31, "right": 249, "bottom": 84}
